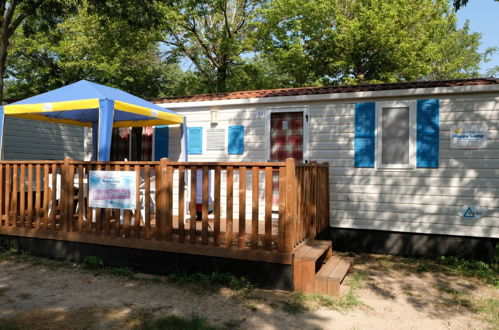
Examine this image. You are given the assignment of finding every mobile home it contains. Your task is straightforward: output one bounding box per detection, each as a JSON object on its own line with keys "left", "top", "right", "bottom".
{"left": 153, "top": 78, "right": 499, "bottom": 259}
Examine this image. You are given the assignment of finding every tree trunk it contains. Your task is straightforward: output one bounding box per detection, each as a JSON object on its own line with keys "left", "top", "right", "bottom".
{"left": 215, "top": 63, "right": 228, "bottom": 93}
{"left": 0, "top": 35, "right": 8, "bottom": 102}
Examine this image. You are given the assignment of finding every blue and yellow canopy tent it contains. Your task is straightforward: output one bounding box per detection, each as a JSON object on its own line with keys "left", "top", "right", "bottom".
{"left": 0, "top": 80, "right": 186, "bottom": 161}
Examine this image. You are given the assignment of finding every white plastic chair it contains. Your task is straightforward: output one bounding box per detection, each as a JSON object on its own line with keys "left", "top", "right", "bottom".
{"left": 137, "top": 175, "right": 156, "bottom": 222}
{"left": 47, "top": 173, "right": 61, "bottom": 216}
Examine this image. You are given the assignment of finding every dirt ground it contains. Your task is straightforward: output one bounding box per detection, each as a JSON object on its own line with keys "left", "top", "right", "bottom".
{"left": 0, "top": 252, "right": 497, "bottom": 330}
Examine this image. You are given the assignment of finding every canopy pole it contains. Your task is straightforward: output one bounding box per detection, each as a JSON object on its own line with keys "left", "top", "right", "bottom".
{"left": 91, "top": 122, "right": 98, "bottom": 161}
{"left": 0, "top": 106, "right": 4, "bottom": 160}
{"left": 97, "top": 99, "right": 115, "bottom": 161}
{"left": 181, "top": 116, "right": 188, "bottom": 162}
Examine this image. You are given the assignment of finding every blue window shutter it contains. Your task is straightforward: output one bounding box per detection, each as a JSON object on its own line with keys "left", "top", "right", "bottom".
{"left": 354, "top": 102, "right": 376, "bottom": 167}
{"left": 417, "top": 99, "right": 439, "bottom": 168}
{"left": 188, "top": 127, "right": 202, "bottom": 154}
{"left": 228, "top": 126, "right": 244, "bottom": 154}
{"left": 154, "top": 126, "right": 169, "bottom": 160}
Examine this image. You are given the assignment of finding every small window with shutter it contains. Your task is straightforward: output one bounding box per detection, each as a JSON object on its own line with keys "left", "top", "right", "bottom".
{"left": 376, "top": 101, "right": 416, "bottom": 169}
{"left": 355, "top": 99, "right": 439, "bottom": 169}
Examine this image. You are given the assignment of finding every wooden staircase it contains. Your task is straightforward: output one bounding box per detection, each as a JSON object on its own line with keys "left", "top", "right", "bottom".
{"left": 293, "top": 240, "right": 352, "bottom": 296}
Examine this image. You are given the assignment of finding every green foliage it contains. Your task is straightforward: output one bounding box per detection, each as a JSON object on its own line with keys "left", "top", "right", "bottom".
{"left": 3, "top": 0, "right": 495, "bottom": 98}
{"left": 82, "top": 256, "right": 104, "bottom": 270}
{"left": 416, "top": 264, "right": 429, "bottom": 273}
{"left": 169, "top": 271, "right": 254, "bottom": 292}
{"left": 281, "top": 293, "right": 307, "bottom": 314}
{"left": 160, "top": 0, "right": 265, "bottom": 93}
{"left": 437, "top": 256, "right": 498, "bottom": 287}
{"left": 257, "top": 0, "right": 493, "bottom": 87}
{"left": 0, "top": 238, "right": 18, "bottom": 252}
{"left": 6, "top": 0, "right": 178, "bottom": 100}
{"left": 108, "top": 266, "right": 135, "bottom": 277}
{"left": 474, "top": 298, "right": 499, "bottom": 328}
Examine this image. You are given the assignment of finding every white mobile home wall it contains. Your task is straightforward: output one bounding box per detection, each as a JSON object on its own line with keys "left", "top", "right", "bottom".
{"left": 2, "top": 117, "right": 85, "bottom": 160}
{"left": 160, "top": 85, "right": 499, "bottom": 239}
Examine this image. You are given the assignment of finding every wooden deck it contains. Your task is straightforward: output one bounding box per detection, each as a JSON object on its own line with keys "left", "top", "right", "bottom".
{"left": 0, "top": 159, "right": 330, "bottom": 265}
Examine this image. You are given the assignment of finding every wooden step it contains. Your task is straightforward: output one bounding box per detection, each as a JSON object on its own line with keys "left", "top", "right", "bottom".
{"left": 293, "top": 240, "right": 332, "bottom": 292}
{"left": 315, "top": 256, "right": 353, "bottom": 296}
{"left": 296, "top": 240, "right": 332, "bottom": 261}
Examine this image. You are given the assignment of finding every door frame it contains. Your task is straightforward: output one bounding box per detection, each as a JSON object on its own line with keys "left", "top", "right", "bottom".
{"left": 265, "top": 105, "right": 309, "bottom": 163}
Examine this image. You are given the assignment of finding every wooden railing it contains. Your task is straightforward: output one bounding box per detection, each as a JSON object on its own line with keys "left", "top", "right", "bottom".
{"left": 0, "top": 158, "right": 329, "bottom": 258}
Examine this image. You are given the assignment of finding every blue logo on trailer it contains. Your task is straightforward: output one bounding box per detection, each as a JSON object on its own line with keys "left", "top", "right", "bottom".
{"left": 463, "top": 207, "right": 475, "bottom": 218}
{"left": 459, "top": 205, "right": 486, "bottom": 219}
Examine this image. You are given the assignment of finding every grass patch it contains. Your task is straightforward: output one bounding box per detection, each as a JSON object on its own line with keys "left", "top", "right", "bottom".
{"left": 281, "top": 298, "right": 307, "bottom": 314}
{"left": 2, "top": 308, "right": 222, "bottom": 330}
{"left": 282, "top": 290, "right": 361, "bottom": 314}
{"left": 108, "top": 266, "right": 135, "bottom": 277}
{"left": 169, "top": 271, "right": 254, "bottom": 292}
{"left": 415, "top": 264, "right": 428, "bottom": 273}
{"left": 474, "top": 298, "right": 499, "bottom": 328}
{"left": 126, "top": 310, "right": 219, "bottom": 330}
{"left": 360, "top": 253, "right": 498, "bottom": 288}
{"left": 82, "top": 256, "right": 104, "bottom": 270}
{"left": 0, "top": 307, "right": 103, "bottom": 330}
{"left": 436, "top": 256, "right": 498, "bottom": 287}
{"left": 281, "top": 269, "right": 363, "bottom": 314}
{"left": 0, "top": 249, "right": 70, "bottom": 270}
{"left": 243, "top": 301, "right": 258, "bottom": 312}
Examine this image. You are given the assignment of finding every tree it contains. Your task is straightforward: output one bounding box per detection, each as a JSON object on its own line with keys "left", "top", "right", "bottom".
{"left": 0, "top": 0, "right": 71, "bottom": 101}
{"left": 257, "top": 0, "right": 492, "bottom": 87}
{"left": 160, "top": 0, "right": 265, "bottom": 93}
{"left": 5, "top": 0, "right": 180, "bottom": 99}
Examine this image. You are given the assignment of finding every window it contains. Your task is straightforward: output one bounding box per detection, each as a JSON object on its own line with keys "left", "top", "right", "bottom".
{"left": 206, "top": 128, "right": 225, "bottom": 151}
{"left": 376, "top": 101, "right": 416, "bottom": 169}
{"left": 110, "top": 126, "right": 153, "bottom": 161}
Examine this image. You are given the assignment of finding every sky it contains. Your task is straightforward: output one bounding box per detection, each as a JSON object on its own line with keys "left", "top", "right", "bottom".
{"left": 456, "top": 1, "right": 499, "bottom": 75}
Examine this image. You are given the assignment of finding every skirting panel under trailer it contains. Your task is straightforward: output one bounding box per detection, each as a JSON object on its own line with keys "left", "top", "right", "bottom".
{"left": 1, "top": 234, "right": 293, "bottom": 290}
{"left": 321, "top": 228, "right": 497, "bottom": 263}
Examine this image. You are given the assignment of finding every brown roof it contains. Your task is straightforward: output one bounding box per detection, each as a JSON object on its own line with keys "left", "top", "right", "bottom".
{"left": 152, "top": 78, "right": 499, "bottom": 104}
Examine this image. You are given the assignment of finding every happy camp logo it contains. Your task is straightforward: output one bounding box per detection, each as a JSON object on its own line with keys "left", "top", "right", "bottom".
{"left": 453, "top": 128, "right": 463, "bottom": 134}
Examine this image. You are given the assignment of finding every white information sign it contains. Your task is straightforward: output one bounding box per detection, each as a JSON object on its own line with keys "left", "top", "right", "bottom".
{"left": 450, "top": 125, "right": 488, "bottom": 149}
{"left": 458, "top": 205, "right": 486, "bottom": 219}
{"left": 89, "top": 171, "right": 136, "bottom": 209}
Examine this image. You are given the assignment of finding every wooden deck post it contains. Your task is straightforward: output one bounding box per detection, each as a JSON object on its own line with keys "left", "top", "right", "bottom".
{"left": 310, "top": 161, "right": 318, "bottom": 238}
{"left": 284, "top": 158, "right": 296, "bottom": 252}
{"left": 324, "top": 162, "right": 330, "bottom": 231}
{"left": 61, "top": 158, "right": 72, "bottom": 232}
{"left": 157, "top": 158, "right": 169, "bottom": 241}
